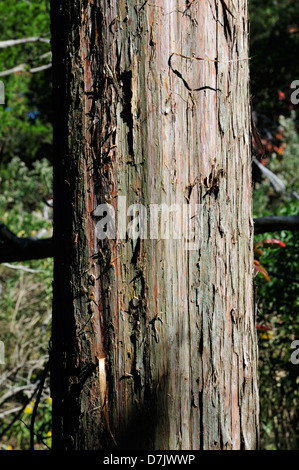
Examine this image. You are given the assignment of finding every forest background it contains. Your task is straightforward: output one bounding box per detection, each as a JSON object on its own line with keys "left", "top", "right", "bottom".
{"left": 0, "top": 0, "right": 298, "bottom": 450}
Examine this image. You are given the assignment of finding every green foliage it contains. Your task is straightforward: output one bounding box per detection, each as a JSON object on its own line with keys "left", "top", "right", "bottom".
{"left": 0, "top": 157, "right": 53, "bottom": 450}
{"left": 0, "top": 156, "right": 52, "bottom": 233}
{"left": 0, "top": 0, "right": 53, "bottom": 450}
{"left": 250, "top": 0, "right": 299, "bottom": 119}
{"left": 253, "top": 112, "right": 299, "bottom": 449}
{"left": 250, "top": 2, "right": 299, "bottom": 449}
{"left": 0, "top": 0, "right": 52, "bottom": 166}
{"left": 255, "top": 232, "right": 299, "bottom": 450}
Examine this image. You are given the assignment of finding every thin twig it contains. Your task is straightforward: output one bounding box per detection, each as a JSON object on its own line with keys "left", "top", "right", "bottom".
{"left": 0, "top": 385, "right": 39, "bottom": 440}
{"left": 2, "top": 263, "right": 45, "bottom": 274}
{"left": 0, "top": 52, "right": 52, "bottom": 77}
{"left": 30, "top": 361, "right": 50, "bottom": 451}
{"left": 20, "top": 419, "right": 50, "bottom": 450}
{"left": 0, "top": 406, "right": 23, "bottom": 419}
{"left": 0, "top": 385, "right": 36, "bottom": 407}
{"left": 0, "top": 61, "right": 52, "bottom": 77}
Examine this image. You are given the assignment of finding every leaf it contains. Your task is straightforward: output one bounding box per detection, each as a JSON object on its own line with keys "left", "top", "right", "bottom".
{"left": 262, "top": 238, "right": 286, "bottom": 248}
{"left": 254, "top": 247, "right": 263, "bottom": 257}
{"left": 256, "top": 324, "right": 272, "bottom": 331}
{"left": 251, "top": 111, "right": 265, "bottom": 156}
{"left": 254, "top": 260, "right": 271, "bottom": 282}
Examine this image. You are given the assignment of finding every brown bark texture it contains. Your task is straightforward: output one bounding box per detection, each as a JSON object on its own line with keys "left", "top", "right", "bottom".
{"left": 50, "top": 0, "right": 259, "bottom": 450}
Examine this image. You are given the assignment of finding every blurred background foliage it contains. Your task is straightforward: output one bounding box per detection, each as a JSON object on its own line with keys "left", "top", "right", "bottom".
{"left": 0, "top": 0, "right": 298, "bottom": 450}
{"left": 0, "top": 157, "right": 53, "bottom": 450}
{"left": 0, "top": 0, "right": 52, "bottom": 450}
{"left": 250, "top": 0, "right": 299, "bottom": 450}
{"left": 250, "top": 0, "right": 299, "bottom": 119}
{"left": 0, "top": 0, "right": 52, "bottom": 167}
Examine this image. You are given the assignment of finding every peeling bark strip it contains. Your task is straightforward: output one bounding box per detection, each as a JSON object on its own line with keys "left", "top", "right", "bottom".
{"left": 51, "top": 0, "right": 259, "bottom": 449}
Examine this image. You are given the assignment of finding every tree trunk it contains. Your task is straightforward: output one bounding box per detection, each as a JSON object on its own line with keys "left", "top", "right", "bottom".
{"left": 50, "top": 0, "right": 259, "bottom": 450}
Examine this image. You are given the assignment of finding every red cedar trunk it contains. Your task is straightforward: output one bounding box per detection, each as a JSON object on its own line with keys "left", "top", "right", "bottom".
{"left": 50, "top": 0, "right": 259, "bottom": 449}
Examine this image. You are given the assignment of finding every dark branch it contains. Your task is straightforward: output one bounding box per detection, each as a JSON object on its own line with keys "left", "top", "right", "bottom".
{"left": 0, "top": 223, "right": 53, "bottom": 263}
{"left": 268, "top": 271, "right": 299, "bottom": 284}
{"left": 254, "top": 215, "right": 299, "bottom": 234}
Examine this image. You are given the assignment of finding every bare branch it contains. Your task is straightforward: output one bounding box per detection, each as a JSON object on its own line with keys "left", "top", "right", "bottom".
{"left": 0, "top": 385, "right": 36, "bottom": 407}
{"left": 0, "top": 52, "right": 52, "bottom": 77}
{"left": 1, "top": 263, "right": 45, "bottom": 273}
{"left": 267, "top": 271, "right": 299, "bottom": 284}
{"left": 28, "top": 63, "right": 52, "bottom": 74}
{"left": 254, "top": 215, "right": 299, "bottom": 234}
{"left": 0, "top": 36, "right": 50, "bottom": 48}
{"left": 0, "top": 406, "right": 23, "bottom": 420}
{"left": 252, "top": 157, "right": 286, "bottom": 193}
